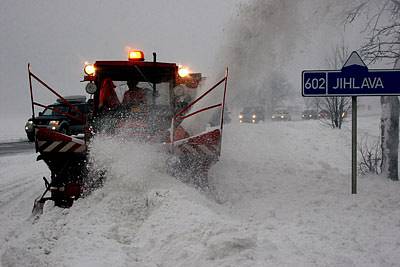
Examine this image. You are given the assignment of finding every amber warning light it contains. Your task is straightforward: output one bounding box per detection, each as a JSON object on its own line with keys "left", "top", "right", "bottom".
{"left": 128, "top": 50, "right": 144, "bottom": 61}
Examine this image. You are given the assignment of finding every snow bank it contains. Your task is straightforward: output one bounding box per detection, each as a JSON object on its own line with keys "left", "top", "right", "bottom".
{"left": 134, "top": 188, "right": 256, "bottom": 267}
{"left": 2, "top": 118, "right": 400, "bottom": 266}
{"left": 1, "top": 134, "right": 257, "bottom": 266}
{"left": 210, "top": 120, "right": 400, "bottom": 266}
{"left": 88, "top": 135, "right": 258, "bottom": 266}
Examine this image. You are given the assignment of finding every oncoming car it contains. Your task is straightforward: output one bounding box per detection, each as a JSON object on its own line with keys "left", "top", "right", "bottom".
{"left": 239, "top": 106, "right": 265, "bottom": 123}
{"left": 271, "top": 109, "right": 291, "bottom": 121}
{"left": 301, "top": 109, "right": 318, "bottom": 120}
{"left": 25, "top": 119, "right": 35, "bottom": 141}
{"left": 25, "top": 95, "right": 90, "bottom": 141}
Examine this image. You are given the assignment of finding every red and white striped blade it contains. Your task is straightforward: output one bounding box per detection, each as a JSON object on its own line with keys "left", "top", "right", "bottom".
{"left": 173, "top": 129, "right": 221, "bottom": 158}
{"left": 35, "top": 128, "right": 86, "bottom": 153}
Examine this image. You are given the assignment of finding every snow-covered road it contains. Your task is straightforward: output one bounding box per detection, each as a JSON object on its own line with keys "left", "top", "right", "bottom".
{"left": 0, "top": 154, "right": 47, "bottom": 252}
{"left": 1, "top": 118, "right": 400, "bottom": 266}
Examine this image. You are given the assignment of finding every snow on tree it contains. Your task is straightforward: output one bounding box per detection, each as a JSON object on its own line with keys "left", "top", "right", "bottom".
{"left": 347, "top": 0, "right": 400, "bottom": 180}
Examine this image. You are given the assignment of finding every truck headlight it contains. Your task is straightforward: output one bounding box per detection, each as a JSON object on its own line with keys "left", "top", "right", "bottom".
{"left": 252, "top": 114, "right": 256, "bottom": 119}
{"left": 281, "top": 116, "right": 284, "bottom": 119}
{"left": 84, "top": 63, "right": 95, "bottom": 76}
{"left": 49, "top": 120, "right": 60, "bottom": 126}
{"left": 28, "top": 121, "right": 33, "bottom": 124}
{"left": 239, "top": 114, "right": 243, "bottom": 119}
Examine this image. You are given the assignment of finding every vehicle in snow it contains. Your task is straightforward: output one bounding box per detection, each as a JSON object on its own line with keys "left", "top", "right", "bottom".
{"left": 28, "top": 50, "right": 228, "bottom": 213}
{"left": 301, "top": 109, "right": 318, "bottom": 120}
{"left": 24, "top": 119, "right": 35, "bottom": 142}
{"left": 238, "top": 106, "right": 265, "bottom": 123}
{"left": 271, "top": 109, "right": 291, "bottom": 121}
{"left": 25, "top": 96, "right": 90, "bottom": 142}
{"left": 318, "top": 109, "right": 329, "bottom": 119}
{"left": 341, "top": 110, "right": 349, "bottom": 119}
{"left": 318, "top": 109, "right": 349, "bottom": 120}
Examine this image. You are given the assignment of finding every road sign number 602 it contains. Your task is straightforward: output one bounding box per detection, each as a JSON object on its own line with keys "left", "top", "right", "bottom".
{"left": 304, "top": 78, "right": 326, "bottom": 90}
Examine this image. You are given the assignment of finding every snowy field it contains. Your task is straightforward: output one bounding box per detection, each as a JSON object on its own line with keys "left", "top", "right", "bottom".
{"left": 1, "top": 117, "right": 400, "bottom": 266}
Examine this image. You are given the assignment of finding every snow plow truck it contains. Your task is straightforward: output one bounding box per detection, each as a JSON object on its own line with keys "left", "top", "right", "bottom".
{"left": 29, "top": 50, "right": 228, "bottom": 214}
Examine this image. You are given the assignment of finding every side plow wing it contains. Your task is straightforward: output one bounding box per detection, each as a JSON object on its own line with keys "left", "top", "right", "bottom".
{"left": 27, "top": 64, "right": 88, "bottom": 211}
{"left": 171, "top": 68, "right": 228, "bottom": 162}
{"left": 172, "top": 129, "right": 221, "bottom": 159}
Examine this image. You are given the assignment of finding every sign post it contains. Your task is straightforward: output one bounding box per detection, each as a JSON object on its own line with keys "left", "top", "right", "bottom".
{"left": 352, "top": 96, "right": 357, "bottom": 194}
{"left": 302, "top": 51, "right": 400, "bottom": 194}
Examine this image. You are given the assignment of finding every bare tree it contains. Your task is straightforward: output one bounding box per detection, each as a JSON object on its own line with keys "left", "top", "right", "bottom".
{"left": 318, "top": 97, "right": 351, "bottom": 129}
{"left": 347, "top": 1, "right": 400, "bottom": 65}
{"left": 358, "top": 135, "right": 381, "bottom": 175}
{"left": 318, "top": 43, "right": 351, "bottom": 129}
{"left": 347, "top": 0, "right": 400, "bottom": 180}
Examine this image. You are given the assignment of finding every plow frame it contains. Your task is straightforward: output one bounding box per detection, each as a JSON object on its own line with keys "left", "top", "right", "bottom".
{"left": 171, "top": 68, "right": 228, "bottom": 157}
{"left": 28, "top": 64, "right": 86, "bottom": 131}
{"left": 28, "top": 64, "right": 89, "bottom": 213}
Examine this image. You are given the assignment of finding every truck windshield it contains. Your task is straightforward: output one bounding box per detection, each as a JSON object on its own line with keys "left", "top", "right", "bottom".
{"left": 112, "top": 81, "right": 171, "bottom": 107}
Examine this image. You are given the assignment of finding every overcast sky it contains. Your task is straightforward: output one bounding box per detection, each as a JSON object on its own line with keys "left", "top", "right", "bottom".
{"left": 0, "top": 0, "right": 245, "bottom": 119}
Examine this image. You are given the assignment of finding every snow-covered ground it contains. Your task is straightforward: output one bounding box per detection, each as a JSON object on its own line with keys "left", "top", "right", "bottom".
{"left": 1, "top": 117, "right": 400, "bottom": 266}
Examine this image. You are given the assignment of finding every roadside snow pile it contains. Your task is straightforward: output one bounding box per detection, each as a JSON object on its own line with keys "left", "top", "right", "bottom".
{"left": 210, "top": 120, "right": 400, "bottom": 266}
{"left": 1, "top": 135, "right": 257, "bottom": 267}
{"left": 134, "top": 188, "right": 256, "bottom": 267}
{"left": 2, "top": 119, "right": 400, "bottom": 266}
{"left": 88, "top": 135, "right": 258, "bottom": 266}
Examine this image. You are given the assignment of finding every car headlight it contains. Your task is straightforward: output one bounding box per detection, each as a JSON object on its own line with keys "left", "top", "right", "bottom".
{"left": 28, "top": 121, "right": 33, "bottom": 124}
{"left": 281, "top": 116, "right": 284, "bottom": 118}
{"left": 49, "top": 120, "right": 60, "bottom": 127}
{"left": 252, "top": 114, "right": 256, "bottom": 119}
{"left": 309, "top": 115, "right": 312, "bottom": 117}
{"left": 239, "top": 114, "right": 243, "bottom": 119}
{"left": 25, "top": 126, "right": 29, "bottom": 130}
{"left": 272, "top": 116, "right": 275, "bottom": 119}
